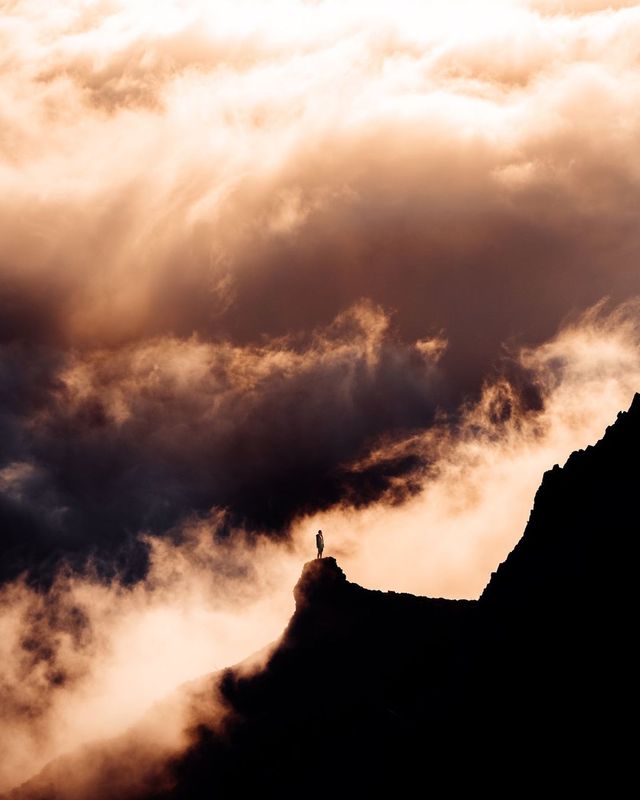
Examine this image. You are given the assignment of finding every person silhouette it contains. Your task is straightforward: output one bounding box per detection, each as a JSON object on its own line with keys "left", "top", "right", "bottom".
{"left": 316, "top": 529, "right": 324, "bottom": 559}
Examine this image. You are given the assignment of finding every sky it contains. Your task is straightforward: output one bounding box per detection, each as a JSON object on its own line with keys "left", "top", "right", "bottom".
{"left": 1, "top": 0, "right": 640, "bottom": 794}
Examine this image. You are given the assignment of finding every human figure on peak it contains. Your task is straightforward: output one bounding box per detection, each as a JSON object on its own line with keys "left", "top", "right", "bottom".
{"left": 316, "top": 529, "right": 324, "bottom": 559}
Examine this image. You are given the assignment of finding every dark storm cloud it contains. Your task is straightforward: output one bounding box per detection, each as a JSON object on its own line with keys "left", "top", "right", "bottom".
{"left": 0, "top": 305, "right": 445, "bottom": 582}
{"left": 1, "top": 0, "right": 640, "bottom": 582}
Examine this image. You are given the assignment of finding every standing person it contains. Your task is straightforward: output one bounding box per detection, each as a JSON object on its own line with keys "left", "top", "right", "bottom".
{"left": 316, "top": 529, "right": 324, "bottom": 559}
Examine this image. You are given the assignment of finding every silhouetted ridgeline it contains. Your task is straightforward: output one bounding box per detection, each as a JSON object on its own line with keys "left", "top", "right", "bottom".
{"left": 11, "top": 394, "right": 639, "bottom": 798}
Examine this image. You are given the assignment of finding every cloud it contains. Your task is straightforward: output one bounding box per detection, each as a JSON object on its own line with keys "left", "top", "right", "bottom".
{"left": 1, "top": 0, "right": 640, "bottom": 348}
{"left": 0, "top": 303, "right": 446, "bottom": 583}
{"left": 0, "top": 518, "right": 300, "bottom": 794}
{"left": 1, "top": 0, "right": 640, "bottom": 577}
{"left": 294, "top": 301, "right": 640, "bottom": 598}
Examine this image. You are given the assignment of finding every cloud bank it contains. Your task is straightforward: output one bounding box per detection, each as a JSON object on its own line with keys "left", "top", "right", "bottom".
{"left": 2, "top": 0, "right": 640, "bottom": 578}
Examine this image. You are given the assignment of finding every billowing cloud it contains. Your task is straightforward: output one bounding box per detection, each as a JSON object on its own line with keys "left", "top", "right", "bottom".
{"left": 0, "top": 520, "right": 300, "bottom": 794}
{"left": 297, "top": 301, "right": 640, "bottom": 598}
{"left": 2, "top": 0, "right": 640, "bottom": 576}
{"left": 1, "top": 0, "right": 640, "bottom": 793}
{"left": 0, "top": 302, "right": 445, "bottom": 583}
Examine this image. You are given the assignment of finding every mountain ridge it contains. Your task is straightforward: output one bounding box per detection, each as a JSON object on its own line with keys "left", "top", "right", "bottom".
{"left": 10, "top": 393, "right": 639, "bottom": 798}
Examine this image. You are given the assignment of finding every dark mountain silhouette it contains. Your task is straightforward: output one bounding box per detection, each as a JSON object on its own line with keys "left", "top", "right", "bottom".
{"left": 10, "top": 393, "right": 639, "bottom": 798}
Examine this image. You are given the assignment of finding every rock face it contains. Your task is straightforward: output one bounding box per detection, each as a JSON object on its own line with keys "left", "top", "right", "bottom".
{"left": 151, "top": 393, "right": 638, "bottom": 797}
{"left": 13, "top": 394, "right": 640, "bottom": 798}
